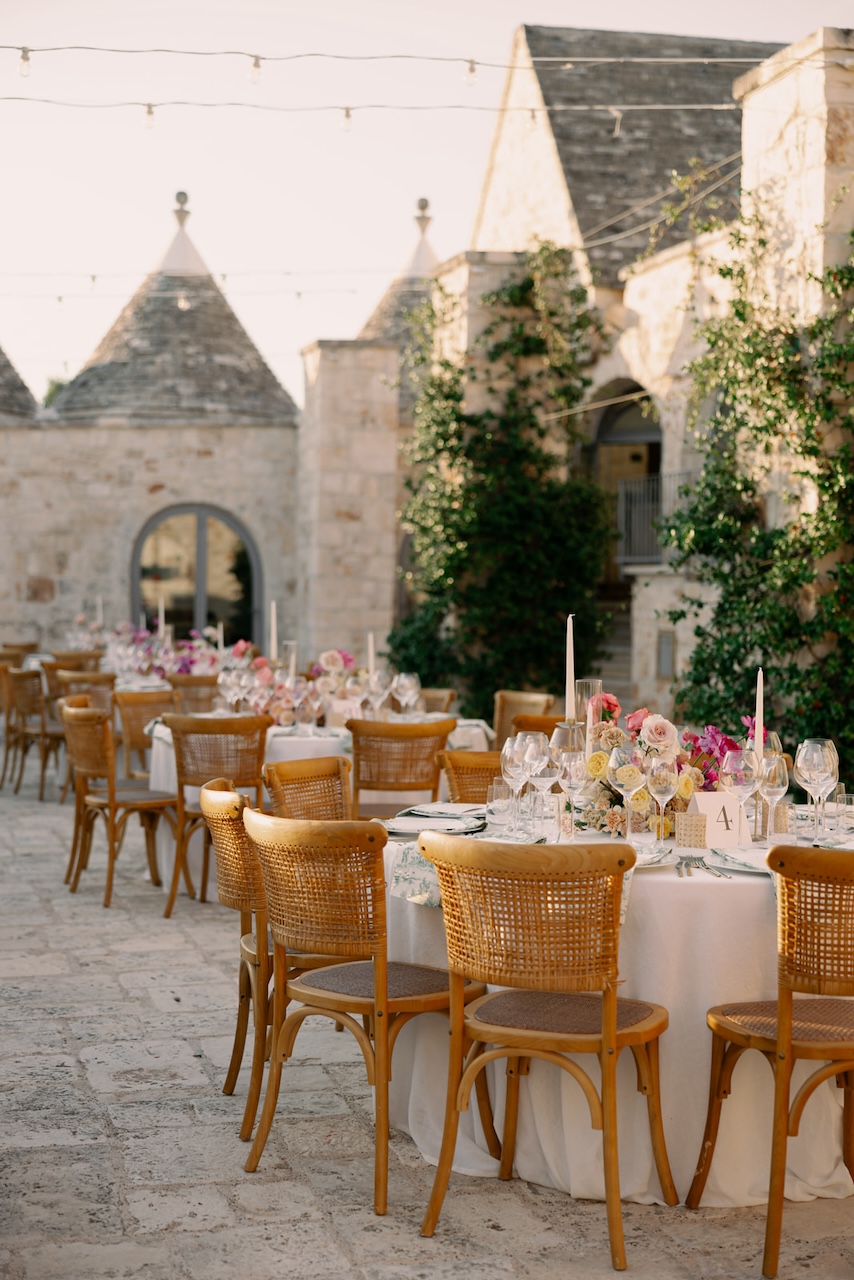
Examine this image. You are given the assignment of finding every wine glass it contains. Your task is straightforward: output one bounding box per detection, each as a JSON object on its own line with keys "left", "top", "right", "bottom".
{"left": 500, "top": 736, "right": 527, "bottom": 834}
{"left": 365, "top": 667, "right": 392, "bottom": 719}
{"left": 718, "top": 748, "right": 760, "bottom": 844}
{"left": 606, "top": 743, "right": 646, "bottom": 839}
{"left": 646, "top": 757, "right": 678, "bottom": 852}
{"left": 794, "top": 740, "right": 837, "bottom": 843}
{"left": 284, "top": 674, "right": 309, "bottom": 732}
{"left": 517, "top": 731, "right": 551, "bottom": 837}
{"left": 392, "top": 672, "right": 421, "bottom": 721}
{"left": 758, "top": 753, "right": 789, "bottom": 845}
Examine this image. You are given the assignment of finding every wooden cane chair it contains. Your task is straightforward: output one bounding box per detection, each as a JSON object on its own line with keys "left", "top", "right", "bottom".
{"left": 262, "top": 756, "right": 353, "bottom": 820}
{"left": 511, "top": 713, "right": 565, "bottom": 738}
{"left": 8, "top": 668, "right": 65, "bottom": 800}
{"left": 55, "top": 669, "right": 117, "bottom": 713}
{"left": 241, "top": 810, "right": 486, "bottom": 1213}
{"left": 61, "top": 704, "right": 177, "bottom": 908}
{"left": 493, "top": 690, "right": 554, "bottom": 749}
{"left": 0, "top": 662, "right": 19, "bottom": 790}
{"left": 419, "top": 688, "right": 457, "bottom": 714}
{"left": 161, "top": 712, "right": 272, "bottom": 918}
{"left": 56, "top": 694, "right": 95, "bottom": 873}
{"left": 113, "top": 688, "right": 182, "bottom": 780}
{"left": 437, "top": 750, "right": 502, "bottom": 804}
{"left": 345, "top": 717, "right": 456, "bottom": 818}
{"left": 685, "top": 845, "right": 854, "bottom": 1278}
{"left": 166, "top": 673, "right": 220, "bottom": 713}
{"left": 199, "top": 779, "right": 369, "bottom": 1140}
{"left": 417, "top": 833, "right": 678, "bottom": 1270}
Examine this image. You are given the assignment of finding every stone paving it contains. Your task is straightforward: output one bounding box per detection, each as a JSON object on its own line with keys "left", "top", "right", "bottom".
{"left": 1, "top": 765, "right": 852, "bottom": 1280}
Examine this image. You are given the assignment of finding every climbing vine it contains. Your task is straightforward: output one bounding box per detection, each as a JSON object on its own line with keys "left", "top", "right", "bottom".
{"left": 387, "top": 242, "right": 612, "bottom": 721}
{"left": 663, "top": 217, "right": 854, "bottom": 771}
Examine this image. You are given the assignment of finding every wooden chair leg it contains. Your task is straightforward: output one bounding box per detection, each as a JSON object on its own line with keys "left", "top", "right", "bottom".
{"left": 140, "top": 813, "right": 162, "bottom": 887}
{"left": 499, "top": 1056, "right": 522, "bottom": 1180}
{"left": 636, "top": 1039, "right": 679, "bottom": 1206}
{"left": 373, "top": 1013, "right": 390, "bottom": 1215}
{"left": 600, "top": 1046, "right": 627, "bottom": 1272}
{"left": 685, "top": 1032, "right": 729, "bottom": 1209}
{"left": 164, "top": 827, "right": 196, "bottom": 918}
{"left": 70, "top": 811, "right": 97, "bottom": 893}
{"left": 224, "top": 959, "right": 251, "bottom": 1096}
{"left": 13, "top": 737, "right": 30, "bottom": 793}
{"left": 103, "top": 814, "right": 120, "bottom": 907}
{"left": 240, "top": 961, "right": 270, "bottom": 1142}
{"left": 841, "top": 1070, "right": 854, "bottom": 1179}
{"left": 762, "top": 1056, "right": 793, "bottom": 1278}
{"left": 421, "top": 998, "right": 466, "bottom": 1237}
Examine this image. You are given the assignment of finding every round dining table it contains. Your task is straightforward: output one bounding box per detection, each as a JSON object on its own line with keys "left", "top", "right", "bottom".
{"left": 383, "top": 837, "right": 854, "bottom": 1208}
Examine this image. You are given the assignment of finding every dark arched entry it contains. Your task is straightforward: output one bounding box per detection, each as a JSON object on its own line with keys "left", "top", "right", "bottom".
{"left": 131, "top": 504, "right": 262, "bottom": 644}
{"left": 595, "top": 384, "right": 660, "bottom": 579}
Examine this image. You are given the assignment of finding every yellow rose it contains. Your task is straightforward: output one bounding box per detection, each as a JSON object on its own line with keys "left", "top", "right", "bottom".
{"left": 676, "top": 772, "right": 695, "bottom": 801}
{"left": 647, "top": 813, "right": 673, "bottom": 839}
{"left": 587, "top": 750, "right": 609, "bottom": 779}
{"left": 615, "top": 764, "right": 644, "bottom": 790}
{"left": 630, "top": 786, "right": 651, "bottom": 813}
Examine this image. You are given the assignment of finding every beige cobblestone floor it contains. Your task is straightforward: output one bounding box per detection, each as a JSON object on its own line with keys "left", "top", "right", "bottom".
{"left": 0, "top": 764, "right": 852, "bottom": 1279}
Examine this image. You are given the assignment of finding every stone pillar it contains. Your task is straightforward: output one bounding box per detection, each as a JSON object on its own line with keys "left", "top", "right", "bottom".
{"left": 299, "top": 340, "right": 400, "bottom": 669}
{"left": 734, "top": 27, "right": 854, "bottom": 319}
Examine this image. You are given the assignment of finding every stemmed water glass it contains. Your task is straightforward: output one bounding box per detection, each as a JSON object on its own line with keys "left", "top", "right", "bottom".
{"left": 392, "top": 671, "right": 421, "bottom": 720}
{"left": 646, "top": 757, "right": 678, "bottom": 852}
{"left": 793, "top": 740, "right": 838, "bottom": 844}
{"left": 606, "top": 743, "right": 646, "bottom": 839}
{"left": 500, "top": 732, "right": 548, "bottom": 836}
{"left": 553, "top": 722, "right": 587, "bottom": 842}
{"left": 365, "top": 667, "right": 392, "bottom": 719}
{"left": 284, "top": 674, "right": 309, "bottom": 732}
{"left": 718, "top": 748, "right": 760, "bottom": 843}
{"left": 758, "top": 753, "right": 789, "bottom": 845}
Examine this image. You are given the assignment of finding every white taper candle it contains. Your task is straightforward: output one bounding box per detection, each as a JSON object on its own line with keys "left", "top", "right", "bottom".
{"left": 565, "top": 615, "right": 575, "bottom": 721}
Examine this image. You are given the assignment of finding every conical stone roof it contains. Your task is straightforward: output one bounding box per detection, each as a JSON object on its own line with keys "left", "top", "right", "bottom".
{"left": 358, "top": 198, "right": 439, "bottom": 343}
{"left": 53, "top": 194, "right": 297, "bottom": 425}
{"left": 0, "top": 345, "right": 37, "bottom": 422}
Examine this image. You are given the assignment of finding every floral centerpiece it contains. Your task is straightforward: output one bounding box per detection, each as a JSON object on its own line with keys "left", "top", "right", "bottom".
{"left": 571, "top": 697, "right": 738, "bottom": 838}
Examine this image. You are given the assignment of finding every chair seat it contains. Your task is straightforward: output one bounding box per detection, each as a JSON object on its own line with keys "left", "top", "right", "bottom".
{"left": 290, "top": 959, "right": 476, "bottom": 1010}
{"left": 710, "top": 998, "right": 854, "bottom": 1051}
{"left": 85, "top": 787, "right": 177, "bottom": 809}
{"left": 467, "top": 989, "right": 669, "bottom": 1049}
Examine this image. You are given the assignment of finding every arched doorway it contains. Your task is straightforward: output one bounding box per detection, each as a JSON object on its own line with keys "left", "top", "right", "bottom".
{"left": 131, "top": 504, "right": 262, "bottom": 644}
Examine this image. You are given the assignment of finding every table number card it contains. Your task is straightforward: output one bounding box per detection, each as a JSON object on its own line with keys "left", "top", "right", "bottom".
{"left": 688, "top": 792, "right": 750, "bottom": 847}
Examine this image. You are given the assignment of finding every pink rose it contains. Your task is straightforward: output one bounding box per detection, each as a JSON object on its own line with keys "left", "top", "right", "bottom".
{"left": 251, "top": 655, "right": 269, "bottom": 670}
{"left": 601, "top": 692, "right": 622, "bottom": 722}
{"left": 639, "top": 713, "right": 680, "bottom": 761}
{"left": 625, "top": 707, "right": 650, "bottom": 735}
{"left": 232, "top": 639, "right": 252, "bottom": 658}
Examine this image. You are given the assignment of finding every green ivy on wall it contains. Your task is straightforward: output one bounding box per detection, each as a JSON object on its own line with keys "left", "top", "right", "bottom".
{"left": 387, "top": 242, "right": 613, "bottom": 722}
{"left": 663, "top": 219, "right": 854, "bottom": 772}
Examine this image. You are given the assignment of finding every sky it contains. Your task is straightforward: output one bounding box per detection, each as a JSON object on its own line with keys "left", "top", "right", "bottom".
{"left": 1, "top": 0, "right": 850, "bottom": 407}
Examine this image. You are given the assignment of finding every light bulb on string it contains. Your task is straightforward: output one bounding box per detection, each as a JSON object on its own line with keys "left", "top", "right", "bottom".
{"left": 145, "top": 103, "right": 155, "bottom": 129}
{"left": 341, "top": 106, "right": 352, "bottom": 132}
{"left": 250, "top": 55, "right": 262, "bottom": 85}
{"left": 19, "top": 47, "right": 30, "bottom": 77}
{"left": 466, "top": 58, "right": 477, "bottom": 88}
{"left": 527, "top": 108, "right": 538, "bottom": 130}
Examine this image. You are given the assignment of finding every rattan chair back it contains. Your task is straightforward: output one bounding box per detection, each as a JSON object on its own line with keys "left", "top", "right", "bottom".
{"left": 8, "top": 667, "right": 65, "bottom": 799}
{"left": 420, "top": 834, "right": 633, "bottom": 990}
{"left": 61, "top": 703, "right": 113, "bottom": 786}
{"left": 345, "top": 716, "right": 456, "bottom": 817}
{"left": 159, "top": 712, "right": 272, "bottom": 917}
{"left": 419, "top": 688, "right": 457, "bottom": 714}
{"left": 511, "top": 713, "right": 565, "bottom": 737}
{"left": 493, "top": 690, "right": 554, "bottom": 749}
{"left": 166, "top": 673, "right": 220, "bottom": 713}
{"left": 55, "top": 669, "right": 117, "bottom": 715}
{"left": 436, "top": 750, "right": 502, "bottom": 804}
{"left": 770, "top": 845, "right": 854, "bottom": 996}
{"left": 162, "top": 712, "right": 272, "bottom": 790}
{"left": 263, "top": 755, "right": 353, "bottom": 820}
{"left": 113, "top": 688, "right": 182, "bottom": 778}
{"left": 199, "top": 779, "right": 266, "bottom": 913}
{"left": 49, "top": 650, "right": 103, "bottom": 671}
{"left": 243, "top": 810, "right": 388, "bottom": 959}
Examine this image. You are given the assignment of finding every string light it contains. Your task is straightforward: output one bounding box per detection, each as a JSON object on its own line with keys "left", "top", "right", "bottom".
{"left": 341, "top": 106, "right": 352, "bottom": 131}
{"left": 528, "top": 108, "right": 538, "bottom": 130}
{"left": 145, "top": 102, "right": 154, "bottom": 128}
{"left": 250, "top": 54, "right": 262, "bottom": 84}
{"left": 18, "top": 47, "right": 30, "bottom": 77}
{"left": 466, "top": 58, "right": 477, "bottom": 87}
{"left": 609, "top": 108, "right": 622, "bottom": 138}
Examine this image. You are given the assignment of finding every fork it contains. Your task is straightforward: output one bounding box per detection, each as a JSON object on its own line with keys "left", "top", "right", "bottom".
{"left": 684, "top": 855, "right": 731, "bottom": 879}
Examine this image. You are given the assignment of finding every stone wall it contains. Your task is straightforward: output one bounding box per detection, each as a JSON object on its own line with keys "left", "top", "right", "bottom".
{"left": 299, "top": 340, "right": 400, "bottom": 668}
{"left": 0, "top": 420, "right": 296, "bottom": 649}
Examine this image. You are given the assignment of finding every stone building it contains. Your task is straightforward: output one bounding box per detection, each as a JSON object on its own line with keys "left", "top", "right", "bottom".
{"left": 1, "top": 25, "right": 852, "bottom": 710}
{"left": 0, "top": 195, "right": 298, "bottom": 653}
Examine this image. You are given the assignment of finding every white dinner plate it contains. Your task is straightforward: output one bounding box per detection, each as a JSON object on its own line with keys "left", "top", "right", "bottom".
{"left": 383, "top": 814, "right": 485, "bottom": 837}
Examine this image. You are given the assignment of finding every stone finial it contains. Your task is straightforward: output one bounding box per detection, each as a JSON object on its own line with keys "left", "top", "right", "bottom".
{"left": 174, "top": 191, "right": 190, "bottom": 228}
{"left": 415, "top": 197, "right": 431, "bottom": 237}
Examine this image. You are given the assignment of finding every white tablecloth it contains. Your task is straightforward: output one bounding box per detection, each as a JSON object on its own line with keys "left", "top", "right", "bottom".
{"left": 383, "top": 841, "right": 854, "bottom": 1208}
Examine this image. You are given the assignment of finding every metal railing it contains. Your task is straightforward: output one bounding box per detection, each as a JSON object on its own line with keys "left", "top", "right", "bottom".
{"left": 615, "top": 472, "right": 697, "bottom": 565}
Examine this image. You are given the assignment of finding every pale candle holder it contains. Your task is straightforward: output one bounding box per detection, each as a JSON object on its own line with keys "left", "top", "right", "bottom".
{"left": 675, "top": 813, "right": 708, "bottom": 849}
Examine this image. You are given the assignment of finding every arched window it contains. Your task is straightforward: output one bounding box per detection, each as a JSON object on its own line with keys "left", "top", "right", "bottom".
{"left": 131, "top": 504, "right": 262, "bottom": 645}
